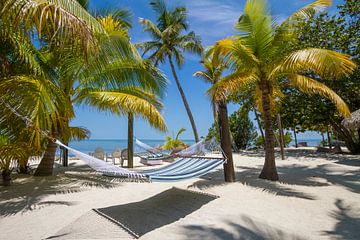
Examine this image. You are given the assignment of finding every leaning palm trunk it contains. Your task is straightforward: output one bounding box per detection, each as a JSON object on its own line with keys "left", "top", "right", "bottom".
{"left": 168, "top": 56, "right": 199, "bottom": 142}
{"left": 217, "top": 100, "right": 235, "bottom": 182}
{"left": 259, "top": 80, "right": 279, "bottom": 181}
{"left": 34, "top": 141, "right": 58, "bottom": 176}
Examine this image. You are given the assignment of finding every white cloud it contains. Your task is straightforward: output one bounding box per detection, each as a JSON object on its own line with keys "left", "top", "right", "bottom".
{"left": 184, "top": 0, "right": 244, "bottom": 46}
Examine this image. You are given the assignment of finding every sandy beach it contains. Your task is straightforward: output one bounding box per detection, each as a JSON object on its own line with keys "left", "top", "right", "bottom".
{"left": 1, "top": 148, "right": 359, "bottom": 240}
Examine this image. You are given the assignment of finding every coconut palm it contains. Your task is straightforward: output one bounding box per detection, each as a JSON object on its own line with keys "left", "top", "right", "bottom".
{"left": 137, "top": 0, "right": 203, "bottom": 142}
{"left": 194, "top": 51, "right": 228, "bottom": 121}
{"left": 0, "top": 7, "right": 167, "bottom": 176}
{"left": 210, "top": 0, "right": 356, "bottom": 180}
{"left": 194, "top": 49, "right": 235, "bottom": 182}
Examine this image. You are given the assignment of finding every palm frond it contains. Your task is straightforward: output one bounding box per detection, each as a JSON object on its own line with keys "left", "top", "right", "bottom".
{"left": 288, "top": 74, "right": 350, "bottom": 117}
{"left": 0, "top": 75, "right": 68, "bottom": 148}
{"left": 286, "top": 0, "right": 331, "bottom": 21}
{"left": 1, "top": 0, "right": 106, "bottom": 52}
{"left": 175, "top": 127, "right": 186, "bottom": 140}
{"left": 272, "top": 48, "right": 356, "bottom": 79}
{"left": 178, "top": 31, "right": 203, "bottom": 56}
{"left": 66, "top": 126, "right": 91, "bottom": 142}
{"left": 193, "top": 71, "right": 213, "bottom": 83}
{"left": 138, "top": 18, "right": 162, "bottom": 40}
{"left": 215, "top": 38, "right": 259, "bottom": 68}
{"left": 208, "top": 72, "right": 258, "bottom": 102}
{"left": 78, "top": 90, "right": 167, "bottom": 131}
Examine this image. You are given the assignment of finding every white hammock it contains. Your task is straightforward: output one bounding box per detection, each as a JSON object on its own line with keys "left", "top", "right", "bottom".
{"left": 176, "top": 138, "right": 222, "bottom": 157}
{"left": 176, "top": 139, "right": 206, "bottom": 157}
{"left": 135, "top": 139, "right": 160, "bottom": 154}
{"left": 56, "top": 140, "right": 147, "bottom": 180}
{"left": 55, "top": 140, "right": 225, "bottom": 182}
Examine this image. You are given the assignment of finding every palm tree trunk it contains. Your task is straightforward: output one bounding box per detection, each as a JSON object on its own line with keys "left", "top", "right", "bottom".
{"left": 293, "top": 128, "right": 298, "bottom": 148}
{"left": 127, "top": 113, "right": 134, "bottom": 168}
{"left": 251, "top": 104, "right": 265, "bottom": 146}
{"left": 321, "top": 132, "right": 325, "bottom": 146}
{"left": 259, "top": 80, "right": 279, "bottom": 181}
{"left": 168, "top": 56, "right": 199, "bottom": 142}
{"left": 327, "top": 129, "right": 332, "bottom": 149}
{"left": 2, "top": 169, "right": 12, "bottom": 186}
{"left": 277, "top": 114, "right": 285, "bottom": 160}
{"left": 34, "top": 141, "right": 58, "bottom": 176}
{"left": 61, "top": 145, "right": 69, "bottom": 167}
{"left": 212, "top": 102, "right": 217, "bottom": 122}
{"left": 217, "top": 100, "right": 235, "bottom": 182}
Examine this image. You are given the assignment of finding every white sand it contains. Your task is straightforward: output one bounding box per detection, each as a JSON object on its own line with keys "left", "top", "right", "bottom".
{"left": 1, "top": 148, "right": 359, "bottom": 240}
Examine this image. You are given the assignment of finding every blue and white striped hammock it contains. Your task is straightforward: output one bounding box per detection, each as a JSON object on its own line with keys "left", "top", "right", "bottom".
{"left": 56, "top": 140, "right": 225, "bottom": 182}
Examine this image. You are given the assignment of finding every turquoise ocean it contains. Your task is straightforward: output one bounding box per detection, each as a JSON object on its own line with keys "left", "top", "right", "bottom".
{"left": 67, "top": 138, "right": 322, "bottom": 155}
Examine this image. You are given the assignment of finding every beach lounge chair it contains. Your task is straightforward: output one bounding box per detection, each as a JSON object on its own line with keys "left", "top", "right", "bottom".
{"left": 120, "top": 149, "right": 128, "bottom": 166}
{"left": 106, "top": 148, "right": 122, "bottom": 165}
{"left": 94, "top": 147, "right": 105, "bottom": 160}
{"left": 135, "top": 139, "right": 173, "bottom": 165}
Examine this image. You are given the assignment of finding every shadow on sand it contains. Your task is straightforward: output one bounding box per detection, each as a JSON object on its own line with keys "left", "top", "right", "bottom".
{"left": 324, "top": 199, "right": 360, "bottom": 240}
{"left": 0, "top": 162, "right": 123, "bottom": 217}
{"left": 94, "top": 187, "right": 217, "bottom": 238}
{"left": 183, "top": 215, "right": 305, "bottom": 240}
{"left": 189, "top": 157, "right": 360, "bottom": 200}
{"left": 240, "top": 148, "right": 360, "bottom": 164}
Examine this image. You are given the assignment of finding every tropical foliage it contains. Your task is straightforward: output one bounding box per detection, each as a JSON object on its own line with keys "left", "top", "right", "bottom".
{"left": 0, "top": 1, "right": 168, "bottom": 177}
{"left": 207, "top": 107, "right": 258, "bottom": 150}
{"left": 163, "top": 128, "right": 187, "bottom": 150}
{"left": 280, "top": 0, "right": 360, "bottom": 153}
{"left": 255, "top": 132, "right": 292, "bottom": 148}
{"left": 138, "top": 0, "right": 203, "bottom": 142}
{"left": 209, "top": 0, "right": 356, "bottom": 180}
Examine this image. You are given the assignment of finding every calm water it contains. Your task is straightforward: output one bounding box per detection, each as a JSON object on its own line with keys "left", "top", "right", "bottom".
{"left": 68, "top": 139, "right": 195, "bottom": 154}
{"left": 66, "top": 138, "right": 322, "bottom": 155}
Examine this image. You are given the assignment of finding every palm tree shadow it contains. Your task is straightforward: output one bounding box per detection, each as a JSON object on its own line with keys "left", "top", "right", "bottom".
{"left": 324, "top": 199, "right": 360, "bottom": 239}
{"left": 183, "top": 215, "right": 306, "bottom": 240}
{"left": 240, "top": 148, "right": 360, "bottom": 164}
{"left": 189, "top": 167, "right": 317, "bottom": 200}
{"left": 189, "top": 162, "right": 360, "bottom": 200}
{"left": 0, "top": 162, "right": 123, "bottom": 217}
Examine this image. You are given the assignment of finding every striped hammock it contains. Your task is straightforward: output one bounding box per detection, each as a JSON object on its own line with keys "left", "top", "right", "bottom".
{"left": 56, "top": 140, "right": 225, "bottom": 182}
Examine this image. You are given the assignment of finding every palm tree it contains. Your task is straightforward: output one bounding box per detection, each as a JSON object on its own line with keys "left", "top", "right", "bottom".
{"left": 93, "top": 10, "right": 167, "bottom": 169}
{"left": 137, "top": 0, "right": 203, "bottom": 142}
{"left": 211, "top": 0, "right": 356, "bottom": 181}
{"left": 163, "top": 127, "right": 187, "bottom": 150}
{"left": 0, "top": 6, "right": 167, "bottom": 176}
{"left": 194, "top": 52, "right": 227, "bottom": 121}
{"left": 194, "top": 49, "right": 235, "bottom": 182}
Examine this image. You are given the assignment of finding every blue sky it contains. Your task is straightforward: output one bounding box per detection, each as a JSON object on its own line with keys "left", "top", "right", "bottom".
{"left": 72, "top": 0, "right": 344, "bottom": 140}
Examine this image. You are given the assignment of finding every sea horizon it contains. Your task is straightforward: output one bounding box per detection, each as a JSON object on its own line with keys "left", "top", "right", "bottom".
{"left": 67, "top": 138, "right": 323, "bottom": 154}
